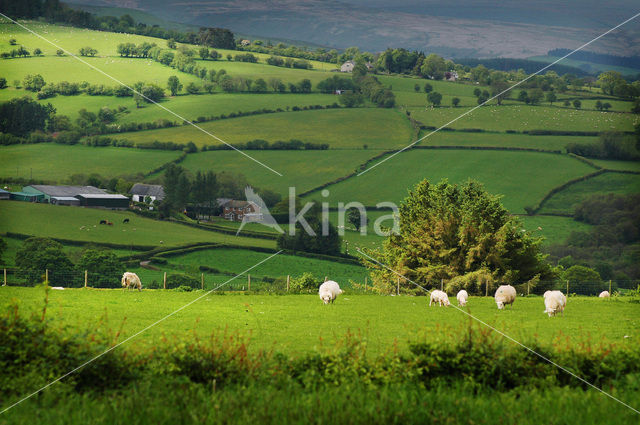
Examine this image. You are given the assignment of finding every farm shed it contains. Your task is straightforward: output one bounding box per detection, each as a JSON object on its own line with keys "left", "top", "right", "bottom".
{"left": 130, "top": 183, "right": 165, "bottom": 203}
{"left": 50, "top": 196, "right": 81, "bottom": 206}
{"left": 23, "top": 185, "right": 107, "bottom": 203}
{"left": 76, "top": 194, "right": 130, "bottom": 209}
{"left": 0, "top": 189, "right": 9, "bottom": 200}
{"left": 9, "top": 191, "right": 44, "bottom": 202}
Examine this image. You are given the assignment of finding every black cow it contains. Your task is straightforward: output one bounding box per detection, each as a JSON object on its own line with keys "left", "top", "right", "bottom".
{"left": 99, "top": 220, "right": 107, "bottom": 224}
{"left": 123, "top": 218, "right": 130, "bottom": 224}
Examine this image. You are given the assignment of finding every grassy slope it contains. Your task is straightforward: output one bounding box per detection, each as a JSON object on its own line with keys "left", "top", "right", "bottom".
{"left": 540, "top": 172, "right": 640, "bottom": 214}
{"left": 0, "top": 201, "right": 275, "bottom": 249}
{"left": 318, "top": 150, "right": 596, "bottom": 213}
{"left": 418, "top": 130, "right": 598, "bottom": 151}
{"left": 590, "top": 159, "right": 640, "bottom": 172}
{"left": 1, "top": 288, "right": 638, "bottom": 356}
{"left": 0, "top": 144, "right": 181, "bottom": 182}
{"left": 519, "top": 215, "right": 592, "bottom": 246}
{"left": 118, "top": 108, "right": 414, "bottom": 149}
{"left": 170, "top": 149, "right": 377, "bottom": 195}
{"left": 409, "top": 104, "right": 636, "bottom": 132}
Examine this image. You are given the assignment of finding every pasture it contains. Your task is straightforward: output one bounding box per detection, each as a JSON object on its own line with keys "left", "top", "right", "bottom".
{"left": 409, "top": 104, "right": 636, "bottom": 132}
{"left": 0, "top": 201, "right": 276, "bottom": 249}
{"left": 316, "top": 149, "right": 596, "bottom": 213}
{"left": 1, "top": 287, "right": 638, "bottom": 356}
{"left": 170, "top": 149, "right": 377, "bottom": 195}
{"left": 540, "top": 172, "right": 640, "bottom": 215}
{"left": 0, "top": 144, "right": 181, "bottom": 182}
{"left": 118, "top": 108, "right": 414, "bottom": 149}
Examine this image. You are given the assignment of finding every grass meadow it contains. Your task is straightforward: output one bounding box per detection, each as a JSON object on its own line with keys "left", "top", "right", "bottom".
{"left": 0, "top": 201, "right": 275, "bottom": 249}
{"left": 540, "top": 172, "right": 640, "bottom": 214}
{"left": 0, "top": 144, "right": 181, "bottom": 182}
{"left": 1, "top": 287, "right": 637, "bottom": 355}
{"left": 409, "top": 104, "right": 637, "bottom": 132}
{"left": 118, "top": 108, "right": 414, "bottom": 149}
{"left": 170, "top": 149, "right": 377, "bottom": 195}
{"left": 317, "top": 149, "right": 597, "bottom": 213}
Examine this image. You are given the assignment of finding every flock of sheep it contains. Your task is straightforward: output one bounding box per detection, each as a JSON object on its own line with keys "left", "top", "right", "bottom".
{"left": 319, "top": 281, "right": 612, "bottom": 317}
{"left": 120, "top": 273, "right": 612, "bottom": 316}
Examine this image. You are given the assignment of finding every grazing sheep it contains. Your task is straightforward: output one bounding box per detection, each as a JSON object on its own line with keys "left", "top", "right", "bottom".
{"left": 51, "top": 286, "right": 64, "bottom": 290}
{"left": 543, "top": 290, "right": 566, "bottom": 317}
{"left": 456, "top": 290, "right": 468, "bottom": 307}
{"left": 318, "top": 280, "right": 342, "bottom": 304}
{"left": 121, "top": 272, "right": 142, "bottom": 291}
{"left": 599, "top": 290, "right": 610, "bottom": 298}
{"left": 494, "top": 285, "right": 516, "bottom": 310}
{"left": 429, "top": 290, "right": 451, "bottom": 307}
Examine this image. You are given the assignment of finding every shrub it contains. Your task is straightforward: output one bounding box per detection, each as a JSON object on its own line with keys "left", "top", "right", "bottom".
{"left": 165, "top": 273, "right": 199, "bottom": 289}
{"left": 289, "top": 272, "right": 320, "bottom": 293}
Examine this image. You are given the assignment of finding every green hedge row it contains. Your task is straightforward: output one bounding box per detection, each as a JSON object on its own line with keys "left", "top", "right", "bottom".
{"left": 3, "top": 232, "right": 155, "bottom": 251}
{"left": 530, "top": 169, "right": 607, "bottom": 214}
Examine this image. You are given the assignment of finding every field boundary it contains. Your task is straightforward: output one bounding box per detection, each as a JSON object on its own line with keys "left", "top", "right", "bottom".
{"left": 528, "top": 169, "right": 607, "bottom": 215}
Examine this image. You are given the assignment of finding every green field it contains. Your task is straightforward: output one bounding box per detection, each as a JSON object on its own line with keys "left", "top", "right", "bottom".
{"left": 590, "top": 159, "right": 640, "bottom": 172}
{"left": 409, "top": 104, "right": 636, "bottom": 132}
{"left": 0, "top": 144, "right": 181, "bottom": 182}
{"left": 540, "top": 172, "right": 640, "bottom": 214}
{"left": 528, "top": 55, "right": 640, "bottom": 77}
{"left": 417, "top": 130, "right": 598, "bottom": 151}
{"left": 0, "top": 55, "right": 203, "bottom": 86}
{"left": 118, "top": 108, "right": 414, "bottom": 149}
{"left": 317, "top": 149, "right": 597, "bottom": 213}
{"left": 171, "top": 149, "right": 377, "bottom": 194}
{"left": 0, "top": 201, "right": 275, "bottom": 249}
{"left": 519, "top": 215, "right": 593, "bottom": 246}
{"left": 2, "top": 288, "right": 637, "bottom": 355}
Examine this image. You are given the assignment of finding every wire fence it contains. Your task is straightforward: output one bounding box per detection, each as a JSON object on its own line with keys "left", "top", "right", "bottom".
{"left": 1, "top": 268, "right": 638, "bottom": 296}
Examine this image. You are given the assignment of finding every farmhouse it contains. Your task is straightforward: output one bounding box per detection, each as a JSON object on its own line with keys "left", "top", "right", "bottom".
{"left": 445, "top": 71, "right": 459, "bottom": 81}
{"left": 340, "top": 60, "right": 355, "bottom": 72}
{"left": 220, "top": 200, "right": 262, "bottom": 222}
{"left": 130, "top": 183, "right": 165, "bottom": 203}
{"left": 240, "top": 39, "right": 251, "bottom": 46}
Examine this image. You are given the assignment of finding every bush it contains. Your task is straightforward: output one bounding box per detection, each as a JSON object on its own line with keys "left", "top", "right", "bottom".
{"left": 165, "top": 273, "right": 199, "bottom": 289}
{"left": 289, "top": 272, "right": 320, "bottom": 293}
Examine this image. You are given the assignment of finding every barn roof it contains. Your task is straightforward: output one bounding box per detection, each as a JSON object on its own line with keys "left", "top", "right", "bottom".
{"left": 130, "top": 183, "right": 165, "bottom": 198}
{"left": 28, "top": 185, "right": 107, "bottom": 197}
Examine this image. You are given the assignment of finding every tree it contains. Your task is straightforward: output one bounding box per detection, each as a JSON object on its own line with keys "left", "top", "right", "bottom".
{"left": 167, "top": 76, "right": 182, "bottom": 96}
{"left": 528, "top": 89, "right": 544, "bottom": 105}
{"left": 140, "top": 84, "right": 165, "bottom": 102}
{"left": 23, "top": 74, "right": 46, "bottom": 92}
{"left": 414, "top": 84, "right": 420, "bottom": 92}
{"left": 77, "top": 249, "right": 125, "bottom": 288}
{"left": 0, "top": 78, "right": 7, "bottom": 89}
{"left": 198, "top": 46, "right": 209, "bottom": 60}
{"left": 595, "top": 100, "right": 603, "bottom": 111}
{"left": 363, "top": 179, "right": 551, "bottom": 294}
{"left": 0, "top": 236, "right": 6, "bottom": 265}
{"left": 339, "top": 92, "right": 364, "bottom": 107}
{"left": 347, "top": 208, "right": 367, "bottom": 231}
{"left": 420, "top": 54, "right": 446, "bottom": 80}
{"left": 573, "top": 99, "right": 582, "bottom": 109}
{"left": 15, "top": 237, "right": 75, "bottom": 285}
{"left": 424, "top": 83, "right": 433, "bottom": 93}
{"left": 597, "top": 71, "right": 624, "bottom": 95}
{"left": 33, "top": 48, "right": 42, "bottom": 56}
{"left": 490, "top": 80, "right": 510, "bottom": 105}
{"left": 545, "top": 92, "right": 557, "bottom": 105}
{"left": 0, "top": 96, "right": 54, "bottom": 136}
{"left": 563, "top": 265, "right": 601, "bottom": 283}
{"left": 451, "top": 97, "right": 460, "bottom": 107}
{"left": 563, "top": 99, "right": 571, "bottom": 107}
{"left": 252, "top": 78, "right": 267, "bottom": 92}
{"left": 517, "top": 90, "right": 528, "bottom": 103}
{"left": 277, "top": 217, "right": 341, "bottom": 256}
{"left": 427, "top": 91, "right": 442, "bottom": 107}
{"left": 602, "top": 102, "right": 611, "bottom": 111}
{"left": 79, "top": 47, "right": 97, "bottom": 56}
{"left": 56, "top": 49, "right": 64, "bottom": 56}
{"left": 167, "top": 39, "right": 177, "bottom": 49}
{"left": 185, "top": 82, "right": 199, "bottom": 94}
{"left": 297, "top": 79, "right": 312, "bottom": 93}
{"left": 473, "top": 88, "right": 482, "bottom": 98}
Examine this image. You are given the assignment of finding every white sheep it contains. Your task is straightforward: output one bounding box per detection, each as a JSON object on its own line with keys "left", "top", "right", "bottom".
{"left": 494, "top": 285, "right": 516, "bottom": 310}
{"left": 599, "top": 290, "right": 610, "bottom": 298}
{"left": 319, "top": 280, "right": 342, "bottom": 304}
{"left": 456, "top": 289, "right": 468, "bottom": 307}
{"left": 543, "top": 290, "right": 566, "bottom": 317}
{"left": 429, "top": 290, "right": 451, "bottom": 307}
{"left": 121, "top": 272, "right": 142, "bottom": 291}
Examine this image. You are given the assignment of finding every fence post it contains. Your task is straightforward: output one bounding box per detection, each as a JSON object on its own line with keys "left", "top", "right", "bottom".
{"left": 163, "top": 272, "right": 167, "bottom": 290}
{"left": 440, "top": 278, "right": 444, "bottom": 291}
{"left": 84, "top": 270, "right": 88, "bottom": 288}
{"left": 286, "top": 275, "right": 290, "bottom": 292}
{"left": 3, "top": 268, "right": 6, "bottom": 286}
{"left": 324, "top": 276, "right": 328, "bottom": 282}
{"left": 527, "top": 281, "right": 530, "bottom": 296}
{"left": 248, "top": 274, "right": 251, "bottom": 291}
{"left": 364, "top": 276, "right": 367, "bottom": 291}
{"left": 609, "top": 279, "right": 612, "bottom": 295}
{"left": 45, "top": 269, "right": 49, "bottom": 283}
{"left": 201, "top": 273, "right": 204, "bottom": 290}
{"left": 397, "top": 276, "right": 400, "bottom": 296}
{"left": 566, "top": 280, "right": 569, "bottom": 297}
{"left": 485, "top": 279, "right": 489, "bottom": 297}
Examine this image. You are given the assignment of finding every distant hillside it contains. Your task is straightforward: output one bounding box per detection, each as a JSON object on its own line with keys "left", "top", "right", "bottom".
{"left": 455, "top": 58, "right": 592, "bottom": 77}
{"left": 66, "top": 0, "right": 639, "bottom": 58}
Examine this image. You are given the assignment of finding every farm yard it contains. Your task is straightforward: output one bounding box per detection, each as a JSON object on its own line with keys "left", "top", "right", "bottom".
{"left": 1, "top": 8, "right": 640, "bottom": 424}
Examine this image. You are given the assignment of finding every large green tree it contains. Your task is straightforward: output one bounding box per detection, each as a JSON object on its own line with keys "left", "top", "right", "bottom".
{"left": 363, "top": 179, "right": 551, "bottom": 294}
{"left": 77, "top": 249, "right": 124, "bottom": 288}
{"left": 15, "top": 238, "right": 75, "bottom": 286}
